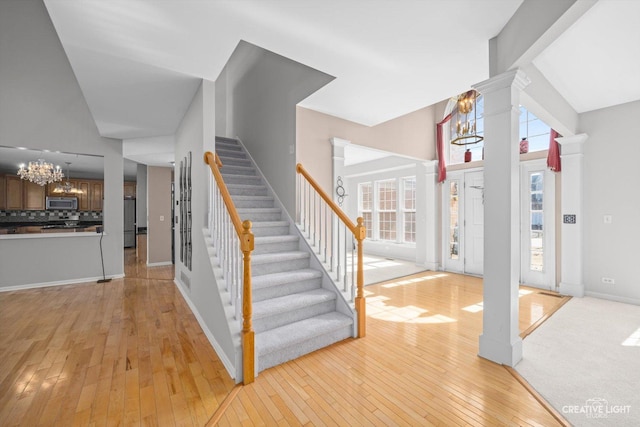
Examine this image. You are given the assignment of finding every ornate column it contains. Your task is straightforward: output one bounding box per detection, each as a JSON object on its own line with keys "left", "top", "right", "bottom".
{"left": 416, "top": 160, "right": 439, "bottom": 270}
{"left": 557, "top": 134, "right": 588, "bottom": 297}
{"left": 473, "top": 69, "right": 530, "bottom": 366}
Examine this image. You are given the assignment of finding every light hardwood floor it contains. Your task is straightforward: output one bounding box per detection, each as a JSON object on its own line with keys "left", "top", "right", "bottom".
{"left": 214, "top": 272, "right": 569, "bottom": 426}
{"left": 1, "top": 239, "right": 569, "bottom": 426}
{"left": 0, "top": 235, "right": 235, "bottom": 426}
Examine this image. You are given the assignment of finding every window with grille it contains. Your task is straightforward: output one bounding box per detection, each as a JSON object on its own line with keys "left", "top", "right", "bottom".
{"left": 358, "top": 182, "right": 373, "bottom": 239}
{"left": 403, "top": 177, "right": 416, "bottom": 243}
{"left": 377, "top": 180, "right": 396, "bottom": 241}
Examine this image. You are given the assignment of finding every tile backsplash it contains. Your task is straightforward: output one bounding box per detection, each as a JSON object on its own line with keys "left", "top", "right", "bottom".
{"left": 0, "top": 210, "right": 103, "bottom": 223}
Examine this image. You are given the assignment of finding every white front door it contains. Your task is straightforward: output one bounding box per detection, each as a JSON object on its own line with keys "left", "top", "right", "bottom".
{"left": 520, "top": 160, "right": 555, "bottom": 290}
{"left": 443, "top": 170, "right": 483, "bottom": 275}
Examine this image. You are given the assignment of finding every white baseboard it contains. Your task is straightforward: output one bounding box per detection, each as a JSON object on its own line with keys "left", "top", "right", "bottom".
{"left": 585, "top": 291, "right": 640, "bottom": 306}
{"left": 421, "top": 262, "right": 440, "bottom": 271}
{"left": 0, "top": 274, "right": 125, "bottom": 292}
{"left": 146, "top": 261, "right": 173, "bottom": 267}
{"left": 173, "top": 278, "right": 237, "bottom": 380}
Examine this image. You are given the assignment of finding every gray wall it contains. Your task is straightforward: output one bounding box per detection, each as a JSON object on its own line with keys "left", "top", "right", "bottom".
{"left": 136, "top": 163, "right": 148, "bottom": 230}
{"left": 174, "top": 81, "right": 238, "bottom": 377}
{"left": 581, "top": 100, "right": 640, "bottom": 304}
{"left": 0, "top": 0, "right": 124, "bottom": 288}
{"left": 218, "top": 41, "right": 334, "bottom": 216}
{"left": 147, "top": 166, "right": 172, "bottom": 265}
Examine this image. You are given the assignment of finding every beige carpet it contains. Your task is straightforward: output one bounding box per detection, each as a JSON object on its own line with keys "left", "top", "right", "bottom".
{"left": 516, "top": 297, "right": 640, "bottom": 426}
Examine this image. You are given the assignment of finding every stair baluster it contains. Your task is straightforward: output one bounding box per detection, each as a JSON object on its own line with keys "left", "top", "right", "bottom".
{"left": 204, "top": 151, "right": 255, "bottom": 384}
{"left": 295, "top": 163, "right": 367, "bottom": 337}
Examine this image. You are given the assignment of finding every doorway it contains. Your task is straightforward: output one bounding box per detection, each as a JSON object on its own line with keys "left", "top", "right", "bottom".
{"left": 443, "top": 169, "right": 484, "bottom": 275}
{"left": 442, "top": 162, "right": 555, "bottom": 288}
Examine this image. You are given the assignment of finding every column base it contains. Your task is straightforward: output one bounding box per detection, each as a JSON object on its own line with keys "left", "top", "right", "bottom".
{"left": 559, "top": 281, "right": 584, "bottom": 297}
{"left": 478, "top": 334, "right": 523, "bottom": 367}
{"left": 421, "top": 261, "right": 439, "bottom": 271}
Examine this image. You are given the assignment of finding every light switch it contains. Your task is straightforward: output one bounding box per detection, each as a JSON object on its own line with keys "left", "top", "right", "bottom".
{"left": 604, "top": 215, "right": 612, "bottom": 224}
{"left": 160, "top": 215, "right": 165, "bottom": 221}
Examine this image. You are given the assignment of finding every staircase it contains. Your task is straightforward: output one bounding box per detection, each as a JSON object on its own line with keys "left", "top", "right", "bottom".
{"left": 214, "top": 136, "right": 354, "bottom": 375}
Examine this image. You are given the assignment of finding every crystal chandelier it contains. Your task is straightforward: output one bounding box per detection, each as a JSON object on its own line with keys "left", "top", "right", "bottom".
{"left": 17, "top": 159, "right": 64, "bottom": 186}
{"left": 53, "top": 162, "right": 84, "bottom": 194}
{"left": 450, "top": 90, "right": 484, "bottom": 146}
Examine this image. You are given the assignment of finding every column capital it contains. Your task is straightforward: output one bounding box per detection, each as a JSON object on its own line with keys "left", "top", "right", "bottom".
{"left": 473, "top": 68, "right": 530, "bottom": 95}
{"left": 329, "top": 137, "right": 351, "bottom": 148}
{"left": 419, "top": 160, "right": 438, "bottom": 175}
{"left": 557, "top": 133, "right": 588, "bottom": 156}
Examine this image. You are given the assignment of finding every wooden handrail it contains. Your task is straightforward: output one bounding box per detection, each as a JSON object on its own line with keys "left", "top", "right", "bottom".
{"left": 296, "top": 163, "right": 357, "bottom": 233}
{"left": 204, "top": 151, "right": 242, "bottom": 237}
{"left": 204, "top": 151, "right": 255, "bottom": 384}
{"left": 296, "top": 162, "right": 366, "bottom": 337}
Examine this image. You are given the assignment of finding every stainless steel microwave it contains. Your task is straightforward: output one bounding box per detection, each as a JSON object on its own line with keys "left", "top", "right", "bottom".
{"left": 46, "top": 197, "right": 78, "bottom": 210}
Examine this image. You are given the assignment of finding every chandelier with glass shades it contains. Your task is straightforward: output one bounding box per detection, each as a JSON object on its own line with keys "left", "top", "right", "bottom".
{"left": 17, "top": 159, "right": 64, "bottom": 186}
{"left": 53, "top": 162, "right": 84, "bottom": 194}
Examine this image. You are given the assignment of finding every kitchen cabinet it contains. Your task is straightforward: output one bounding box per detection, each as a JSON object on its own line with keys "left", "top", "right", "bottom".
{"left": 90, "top": 181, "right": 103, "bottom": 211}
{"left": 124, "top": 181, "right": 136, "bottom": 198}
{"left": 0, "top": 175, "right": 5, "bottom": 210}
{"left": 77, "top": 181, "right": 90, "bottom": 210}
{"left": 23, "top": 181, "right": 46, "bottom": 210}
{"left": 6, "top": 176, "right": 23, "bottom": 210}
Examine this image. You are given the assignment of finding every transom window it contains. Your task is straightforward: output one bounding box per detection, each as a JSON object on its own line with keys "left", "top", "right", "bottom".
{"left": 448, "top": 96, "right": 551, "bottom": 165}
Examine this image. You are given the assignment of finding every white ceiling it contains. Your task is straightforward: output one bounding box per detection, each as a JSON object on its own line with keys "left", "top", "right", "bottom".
{"left": 42, "top": 0, "right": 640, "bottom": 156}
{"left": 533, "top": 0, "right": 640, "bottom": 114}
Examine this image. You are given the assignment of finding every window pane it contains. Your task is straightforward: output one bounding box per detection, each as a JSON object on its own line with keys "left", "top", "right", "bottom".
{"left": 362, "top": 212, "right": 372, "bottom": 239}
{"left": 529, "top": 172, "right": 543, "bottom": 271}
{"left": 403, "top": 178, "right": 416, "bottom": 210}
{"left": 377, "top": 180, "right": 396, "bottom": 211}
{"left": 359, "top": 182, "right": 372, "bottom": 211}
{"left": 449, "top": 181, "right": 459, "bottom": 260}
{"left": 404, "top": 212, "right": 415, "bottom": 243}
{"left": 379, "top": 212, "right": 396, "bottom": 241}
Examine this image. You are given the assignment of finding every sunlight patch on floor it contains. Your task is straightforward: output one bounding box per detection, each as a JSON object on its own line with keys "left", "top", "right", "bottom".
{"left": 622, "top": 327, "right": 640, "bottom": 346}
{"left": 382, "top": 275, "right": 438, "bottom": 288}
{"left": 462, "top": 288, "right": 537, "bottom": 313}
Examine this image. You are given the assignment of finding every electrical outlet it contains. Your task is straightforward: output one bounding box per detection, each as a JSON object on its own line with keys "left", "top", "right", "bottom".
{"left": 602, "top": 277, "right": 615, "bottom": 285}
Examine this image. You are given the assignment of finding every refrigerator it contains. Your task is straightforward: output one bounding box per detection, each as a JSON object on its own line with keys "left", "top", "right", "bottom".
{"left": 124, "top": 198, "right": 136, "bottom": 248}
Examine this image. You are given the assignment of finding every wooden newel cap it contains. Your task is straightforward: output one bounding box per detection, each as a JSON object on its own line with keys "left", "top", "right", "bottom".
{"left": 204, "top": 151, "right": 213, "bottom": 164}
{"left": 356, "top": 217, "right": 366, "bottom": 240}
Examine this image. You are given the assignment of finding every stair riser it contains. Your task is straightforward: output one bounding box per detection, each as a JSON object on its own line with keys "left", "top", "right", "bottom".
{"left": 258, "top": 325, "right": 353, "bottom": 372}
{"left": 251, "top": 225, "right": 290, "bottom": 237}
{"left": 220, "top": 166, "right": 255, "bottom": 176}
{"left": 227, "top": 186, "right": 267, "bottom": 196}
{"left": 239, "top": 211, "right": 282, "bottom": 222}
{"left": 253, "top": 240, "right": 299, "bottom": 255}
{"left": 217, "top": 149, "right": 246, "bottom": 159}
{"left": 216, "top": 142, "right": 242, "bottom": 152}
{"left": 252, "top": 257, "right": 309, "bottom": 276}
{"left": 222, "top": 175, "right": 262, "bottom": 185}
{"left": 253, "top": 278, "right": 322, "bottom": 302}
{"left": 254, "top": 300, "right": 336, "bottom": 333}
{"left": 218, "top": 157, "right": 252, "bottom": 167}
{"left": 232, "top": 198, "right": 274, "bottom": 208}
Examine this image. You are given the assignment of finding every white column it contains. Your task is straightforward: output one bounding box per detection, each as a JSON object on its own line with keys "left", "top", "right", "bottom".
{"left": 473, "top": 69, "right": 530, "bottom": 367}
{"left": 330, "top": 137, "right": 350, "bottom": 205}
{"left": 557, "top": 134, "right": 588, "bottom": 297}
{"left": 416, "top": 160, "right": 439, "bottom": 270}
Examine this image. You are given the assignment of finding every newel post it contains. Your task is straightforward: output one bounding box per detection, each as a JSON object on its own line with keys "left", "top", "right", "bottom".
{"left": 355, "top": 217, "right": 366, "bottom": 338}
{"left": 241, "top": 220, "right": 255, "bottom": 384}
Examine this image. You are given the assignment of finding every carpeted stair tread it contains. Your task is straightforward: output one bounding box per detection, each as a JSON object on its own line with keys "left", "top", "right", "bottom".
{"left": 252, "top": 269, "right": 322, "bottom": 290}
{"left": 215, "top": 136, "right": 239, "bottom": 144}
{"left": 215, "top": 141, "right": 242, "bottom": 151}
{"left": 217, "top": 148, "right": 246, "bottom": 159}
{"left": 254, "top": 235, "right": 299, "bottom": 245}
{"left": 251, "top": 251, "right": 309, "bottom": 265}
{"left": 249, "top": 220, "right": 289, "bottom": 228}
{"left": 237, "top": 208, "right": 281, "bottom": 214}
{"left": 253, "top": 289, "right": 336, "bottom": 320}
{"left": 255, "top": 312, "right": 353, "bottom": 356}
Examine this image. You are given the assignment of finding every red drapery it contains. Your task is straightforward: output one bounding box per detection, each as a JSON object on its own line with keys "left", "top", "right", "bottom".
{"left": 547, "top": 129, "right": 561, "bottom": 172}
{"left": 437, "top": 113, "right": 452, "bottom": 183}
